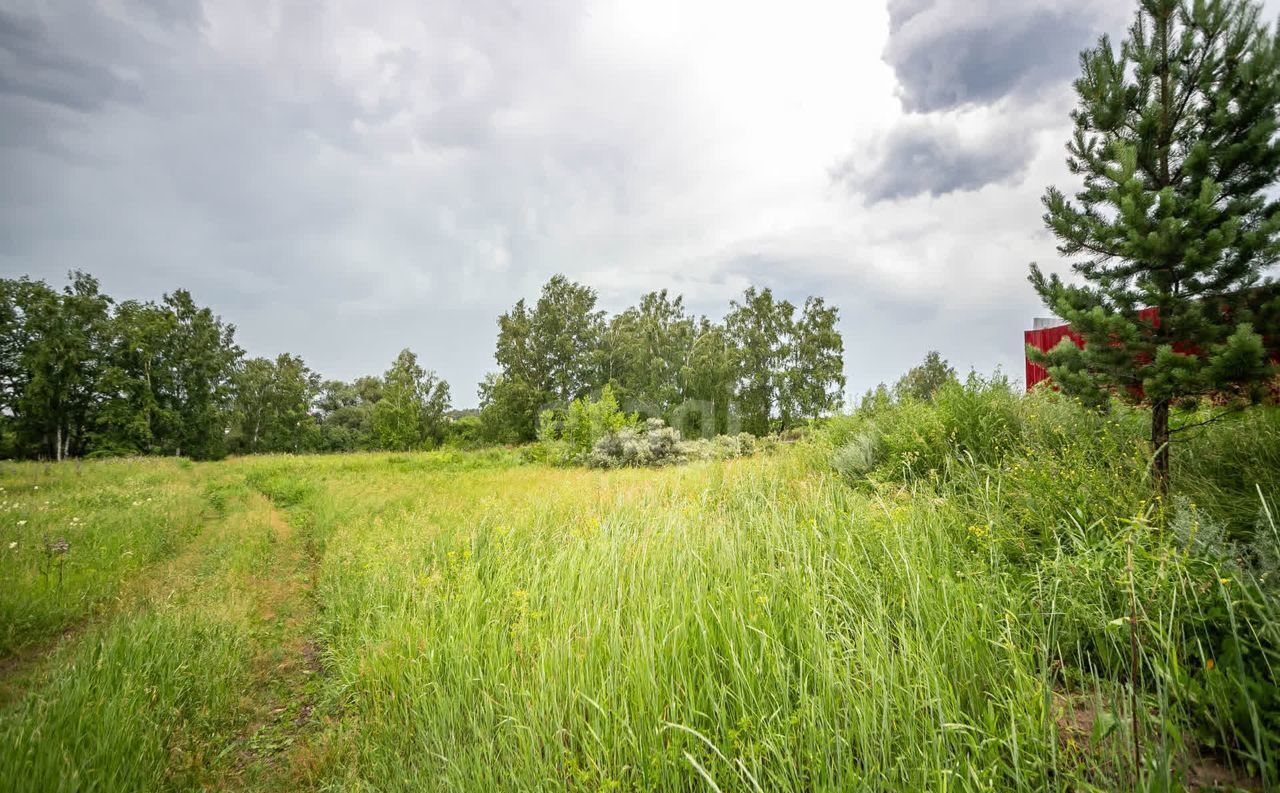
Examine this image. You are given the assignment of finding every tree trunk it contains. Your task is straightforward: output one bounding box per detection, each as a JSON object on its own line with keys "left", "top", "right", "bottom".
{"left": 1151, "top": 399, "right": 1171, "bottom": 495}
{"left": 55, "top": 425, "right": 63, "bottom": 463}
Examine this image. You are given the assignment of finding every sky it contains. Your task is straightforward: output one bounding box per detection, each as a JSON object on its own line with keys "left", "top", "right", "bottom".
{"left": 2, "top": 0, "right": 1279, "bottom": 407}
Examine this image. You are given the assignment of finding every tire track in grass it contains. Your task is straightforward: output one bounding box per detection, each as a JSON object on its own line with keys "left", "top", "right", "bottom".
{"left": 213, "top": 485, "right": 329, "bottom": 792}
{"left": 0, "top": 475, "right": 312, "bottom": 791}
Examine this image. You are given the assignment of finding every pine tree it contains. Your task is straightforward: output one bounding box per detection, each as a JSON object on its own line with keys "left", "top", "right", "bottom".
{"left": 1030, "top": 0, "right": 1280, "bottom": 492}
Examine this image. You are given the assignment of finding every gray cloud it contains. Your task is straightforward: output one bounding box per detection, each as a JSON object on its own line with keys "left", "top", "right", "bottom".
{"left": 0, "top": 0, "right": 658, "bottom": 404}
{"left": 0, "top": 8, "right": 141, "bottom": 113}
{"left": 835, "top": 118, "right": 1036, "bottom": 202}
{"left": 2, "top": 0, "right": 1189, "bottom": 406}
{"left": 884, "top": 0, "right": 1118, "bottom": 113}
{"left": 841, "top": 0, "right": 1126, "bottom": 203}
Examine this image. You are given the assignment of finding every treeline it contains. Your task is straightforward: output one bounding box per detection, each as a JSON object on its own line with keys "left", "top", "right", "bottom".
{"left": 0, "top": 273, "right": 453, "bottom": 460}
{"left": 477, "top": 275, "right": 845, "bottom": 442}
{"left": 0, "top": 271, "right": 845, "bottom": 460}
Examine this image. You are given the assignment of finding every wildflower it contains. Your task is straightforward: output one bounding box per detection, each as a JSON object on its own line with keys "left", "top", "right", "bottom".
{"left": 17, "top": 520, "right": 26, "bottom": 527}
{"left": 7, "top": 541, "right": 15, "bottom": 550}
{"left": 1220, "top": 577, "right": 1230, "bottom": 585}
{"left": 1206, "top": 658, "right": 1215, "bottom": 671}
{"left": 756, "top": 595, "right": 768, "bottom": 607}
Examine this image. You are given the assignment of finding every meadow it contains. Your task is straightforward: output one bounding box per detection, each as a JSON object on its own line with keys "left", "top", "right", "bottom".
{"left": 0, "top": 382, "right": 1277, "bottom": 792}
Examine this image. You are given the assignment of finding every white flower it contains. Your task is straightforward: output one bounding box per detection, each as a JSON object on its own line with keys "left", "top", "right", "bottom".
{"left": 16, "top": 520, "right": 26, "bottom": 527}
{"left": 7, "top": 542, "right": 15, "bottom": 550}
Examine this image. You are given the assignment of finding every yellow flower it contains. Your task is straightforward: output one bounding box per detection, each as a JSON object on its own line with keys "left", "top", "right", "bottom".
{"left": 1220, "top": 578, "right": 1230, "bottom": 585}
{"left": 1206, "top": 658, "right": 1215, "bottom": 671}
{"left": 756, "top": 595, "right": 768, "bottom": 607}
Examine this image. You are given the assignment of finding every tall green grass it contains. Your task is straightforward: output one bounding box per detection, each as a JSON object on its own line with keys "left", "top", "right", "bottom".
{"left": 229, "top": 391, "right": 1278, "bottom": 790}
{"left": 0, "top": 390, "right": 1276, "bottom": 791}
{"left": 0, "top": 459, "right": 207, "bottom": 657}
{"left": 0, "top": 611, "right": 247, "bottom": 793}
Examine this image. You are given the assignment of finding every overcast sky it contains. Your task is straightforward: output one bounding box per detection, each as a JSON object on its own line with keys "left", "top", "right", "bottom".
{"left": 3, "top": 0, "right": 1279, "bottom": 406}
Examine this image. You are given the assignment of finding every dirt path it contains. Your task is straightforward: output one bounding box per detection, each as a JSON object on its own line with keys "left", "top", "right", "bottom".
{"left": 1, "top": 473, "right": 333, "bottom": 791}
{"left": 210, "top": 490, "right": 328, "bottom": 792}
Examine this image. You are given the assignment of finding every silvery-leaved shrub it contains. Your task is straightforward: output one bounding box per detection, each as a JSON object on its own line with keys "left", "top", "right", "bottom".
{"left": 832, "top": 424, "right": 880, "bottom": 482}
{"left": 589, "top": 420, "right": 763, "bottom": 468}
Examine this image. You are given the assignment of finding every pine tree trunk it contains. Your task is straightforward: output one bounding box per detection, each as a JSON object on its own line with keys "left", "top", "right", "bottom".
{"left": 1151, "top": 399, "right": 1171, "bottom": 495}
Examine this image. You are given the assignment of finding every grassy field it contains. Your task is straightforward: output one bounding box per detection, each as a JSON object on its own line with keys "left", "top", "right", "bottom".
{"left": 1, "top": 386, "right": 1277, "bottom": 791}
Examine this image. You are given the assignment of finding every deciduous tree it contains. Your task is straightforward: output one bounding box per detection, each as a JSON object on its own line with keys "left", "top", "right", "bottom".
{"left": 893, "top": 351, "right": 957, "bottom": 403}
{"left": 373, "top": 349, "right": 451, "bottom": 450}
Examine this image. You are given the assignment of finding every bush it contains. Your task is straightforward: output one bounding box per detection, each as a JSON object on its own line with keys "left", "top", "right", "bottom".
{"left": 587, "top": 418, "right": 683, "bottom": 468}
{"left": 586, "top": 421, "right": 759, "bottom": 468}
{"left": 537, "top": 385, "right": 636, "bottom": 465}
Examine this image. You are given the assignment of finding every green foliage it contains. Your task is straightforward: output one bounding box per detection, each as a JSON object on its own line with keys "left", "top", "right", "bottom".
{"left": 8, "top": 274, "right": 112, "bottom": 461}
{"left": 817, "top": 382, "right": 1280, "bottom": 783}
{"left": 2, "top": 402, "right": 1279, "bottom": 790}
{"left": 603, "top": 289, "right": 694, "bottom": 416}
{"left": 1030, "top": 0, "right": 1280, "bottom": 487}
{"left": 228, "top": 354, "right": 321, "bottom": 454}
{"left": 893, "top": 350, "right": 958, "bottom": 402}
{"left": 152, "top": 289, "right": 242, "bottom": 460}
{"left": 785, "top": 296, "right": 846, "bottom": 420}
{"left": 586, "top": 418, "right": 760, "bottom": 468}
{"left": 443, "top": 415, "right": 484, "bottom": 449}
{"left": 725, "top": 287, "right": 793, "bottom": 435}
{"left": 484, "top": 277, "right": 846, "bottom": 444}
{"left": 0, "top": 275, "right": 243, "bottom": 461}
{"left": 833, "top": 372, "right": 1022, "bottom": 482}
{"left": 675, "top": 318, "right": 737, "bottom": 437}
{"left": 371, "top": 349, "right": 451, "bottom": 452}
{"left": 483, "top": 275, "right": 606, "bottom": 442}
{"left": 536, "top": 385, "right": 636, "bottom": 465}
{"left": 311, "top": 378, "right": 377, "bottom": 452}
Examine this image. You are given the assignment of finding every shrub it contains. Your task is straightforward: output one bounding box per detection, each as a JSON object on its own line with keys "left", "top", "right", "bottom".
{"left": 587, "top": 418, "right": 682, "bottom": 468}
{"left": 587, "top": 422, "right": 759, "bottom": 468}
{"left": 537, "top": 385, "right": 636, "bottom": 465}
{"left": 831, "top": 422, "right": 879, "bottom": 482}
